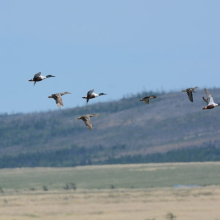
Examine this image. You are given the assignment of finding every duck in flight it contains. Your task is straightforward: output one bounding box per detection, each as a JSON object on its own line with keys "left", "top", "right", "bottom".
{"left": 202, "top": 96, "right": 208, "bottom": 104}
{"left": 202, "top": 88, "right": 219, "bottom": 110}
{"left": 77, "top": 114, "right": 99, "bottom": 130}
{"left": 82, "top": 89, "right": 106, "bottom": 103}
{"left": 182, "top": 87, "right": 199, "bottom": 102}
{"left": 48, "top": 92, "right": 71, "bottom": 109}
{"left": 140, "top": 95, "right": 157, "bottom": 104}
{"left": 29, "top": 72, "right": 55, "bottom": 85}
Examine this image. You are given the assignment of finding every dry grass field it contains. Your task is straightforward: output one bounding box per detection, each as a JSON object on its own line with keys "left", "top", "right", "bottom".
{"left": 0, "top": 162, "right": 220, "bottom": 220}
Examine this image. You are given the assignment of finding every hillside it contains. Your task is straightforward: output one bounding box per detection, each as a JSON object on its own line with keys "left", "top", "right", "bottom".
{"left": 1, "top": 88, "right": 220, "bottom": 167}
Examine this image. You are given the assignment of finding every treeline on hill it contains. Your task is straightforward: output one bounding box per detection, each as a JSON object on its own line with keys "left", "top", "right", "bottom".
{"left": 0, "top": 142, "right": 220, "bottom": 168}
{"left": 1, "top": 88, "right": 220, "bottom": 168}
{"left": 0, "top": 90, "right": 163, "bottom": 150}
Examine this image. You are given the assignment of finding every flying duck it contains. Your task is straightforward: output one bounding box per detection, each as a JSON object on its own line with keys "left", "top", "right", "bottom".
{"left": 48, "top": 92, "right": 71, "bottom": 109}
{"left": 202, "top": 96, "right": 208, "bottom": 104}
{"left": 182, "top": 87, "right": 199, "bottom": 102}
{"left": 82, "top": 89, "right": 106, "bottom": 103}
{"left": 202, "top": 88, "right": 219, "bottom": 110}
{"left": 29, "top": 72, "right": 55, "bottom": 85}
{"left": 77, "top": 114, "right": 99, "bottom": 130}
{"left": 140, "top": 95, "right": 157, "bottom": 104}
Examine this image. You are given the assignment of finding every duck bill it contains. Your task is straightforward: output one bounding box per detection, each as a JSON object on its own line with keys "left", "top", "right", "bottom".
{"left": 48, "top": 96, "right": 53, "bottom": 98}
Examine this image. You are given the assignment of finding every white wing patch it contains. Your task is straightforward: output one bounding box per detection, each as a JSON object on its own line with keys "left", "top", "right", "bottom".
{"left": 205, "top": 89, "right": 215, "bottom": 105}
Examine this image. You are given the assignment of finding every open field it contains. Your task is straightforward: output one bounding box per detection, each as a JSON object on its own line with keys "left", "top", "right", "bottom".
{"left": 0, "top": 162, "right": 220, "bottom": 220}
{"left": 1, "top": 187, "right": 220, "bottom": 220}
{"left": 1, "top": 162, "right": 220, "bottom": 190}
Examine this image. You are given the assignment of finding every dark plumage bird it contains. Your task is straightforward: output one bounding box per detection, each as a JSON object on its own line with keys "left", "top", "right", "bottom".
{"left": 82, "top": 89, "right": 106, "bottom": 103}
{"left": 77, "top": 114, "right": 99, "bottom": 130}
{"left": 29, "top": 72, "right": 55, "bottom": 85}
{"left": 182, "top": 87, "right": 199, "bottom": 102}
{"left": 140, "top": 95, "right": 157, "bottom": 104}
{"left": 48, "top": 92, "right": 71, "bottom": 109}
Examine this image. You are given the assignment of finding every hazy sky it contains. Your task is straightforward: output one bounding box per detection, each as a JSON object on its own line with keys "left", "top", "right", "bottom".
{"left": 0, "top": 0, "right": 220, "bottom": 113}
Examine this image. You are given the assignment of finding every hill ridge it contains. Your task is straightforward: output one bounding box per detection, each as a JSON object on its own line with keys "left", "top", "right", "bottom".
{"left": 0, "top": 88, "right": 220, "bottom": 167}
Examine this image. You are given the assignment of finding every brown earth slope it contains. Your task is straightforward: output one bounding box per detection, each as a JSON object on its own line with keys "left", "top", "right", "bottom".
{"left": 0, "top": 88, "right": 220, "bottom": 157}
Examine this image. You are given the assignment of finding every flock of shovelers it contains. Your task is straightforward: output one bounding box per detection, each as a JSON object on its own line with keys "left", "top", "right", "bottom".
{"left": 29, "top": 72, "right": 218, "bottom": 130}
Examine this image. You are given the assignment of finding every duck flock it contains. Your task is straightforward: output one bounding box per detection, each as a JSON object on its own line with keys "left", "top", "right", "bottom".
{"left": 29, "top": 72, "right": 218, "bottom": 130}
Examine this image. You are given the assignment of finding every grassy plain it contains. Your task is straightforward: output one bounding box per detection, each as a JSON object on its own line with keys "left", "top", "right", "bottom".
{"left": 0, "top": 162, "right": 220, "bottom": 220}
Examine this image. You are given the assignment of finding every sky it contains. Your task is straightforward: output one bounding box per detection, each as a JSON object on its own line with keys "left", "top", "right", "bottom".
{"left": 0, "top": 0, "right": 220, "bottom": 113}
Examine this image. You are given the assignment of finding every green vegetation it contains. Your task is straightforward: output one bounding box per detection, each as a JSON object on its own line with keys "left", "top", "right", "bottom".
{"left": 0, "top": 143, "right": 220, "bottom": 168}
{"left": 0, "top": 162, "right": 220, "bottom": 190}
{"left": 105, "top": 143, "right": 220, "bottom": 164}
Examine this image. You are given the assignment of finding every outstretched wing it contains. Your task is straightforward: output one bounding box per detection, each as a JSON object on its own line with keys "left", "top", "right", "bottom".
{"left": 56, "top": 96, "right": 63, "bottom": 109}
{"left": 205, "top": 89, "right": 214, "bottom": 105}
{"left": 187, "top": 91, "right": 193, "bottom": 102}
{"left": 89, "top": 113, "right": 99, "bottom": 118}
{"left": 60, "top": 92, "right": 71, "bottom": 96}
{"left": 34, "top": 72, "right": 41, "bottom": 79}
{"left": 87, "top": 89, "right": 94, "bottom": 96}
{"left": 144, "top": 100, "right": 149, "bottom": 104}
{"left": 83, "top": 116, "right": 92, "bottom": 130}
{"left": 86, "top": 89, "right": 94, "bottom": 103}
{"left": 202, "top": 96, "right": 208, "bottom": 103}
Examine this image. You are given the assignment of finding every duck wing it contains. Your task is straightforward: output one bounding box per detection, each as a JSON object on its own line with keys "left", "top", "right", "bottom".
{"left": 87, "top": 89, "right": 94, "bottom": 96}
{"left": 82, "top": 116, "right": 92, "bottom": 130}
{"left": 187, "top": 91, "right": 193, "bottom": 102}
{"left": 205, "top": 89, "right": 214, "bottom": 105}
{"left": 89, "top": 113, "right": 99, "bottom": 118}
{"left": 34, "top": 72, "right": 41, "bottom": 79}
{"left": 56, "top": 96, "right": 63, "bottom": 109}
{"left": 86, "top": 89, "right": 94, "bottom": 103}
{"left": 144, "top": 100, "right": 149, "bottom": 104}
{"left": 202, "top": 96, "right": 208, "bottom": 103}
{"left": 60, "top": 92, "right": 71, "bottom": 96}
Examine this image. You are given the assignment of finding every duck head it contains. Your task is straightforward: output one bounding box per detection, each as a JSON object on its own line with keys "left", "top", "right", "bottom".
{"left": 99, "top": 93, "right": 107, "bottom": 96}
{"left": 46, "top": 75, "right": 55, "bottom": 78}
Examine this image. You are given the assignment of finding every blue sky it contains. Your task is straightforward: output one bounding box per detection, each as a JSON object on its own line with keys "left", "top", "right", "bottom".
{"left": 0, "top": 0, "right": 220, "bottom": 113}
